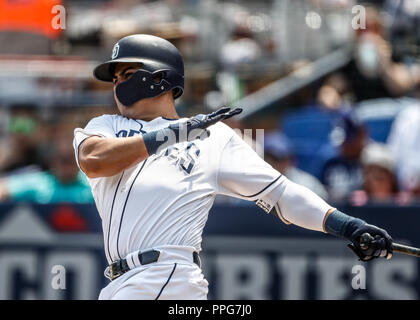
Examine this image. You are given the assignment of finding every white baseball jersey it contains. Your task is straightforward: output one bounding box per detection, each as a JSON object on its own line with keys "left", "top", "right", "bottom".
{"left": 73, "top": 114, "right": 284, "bottom": 265}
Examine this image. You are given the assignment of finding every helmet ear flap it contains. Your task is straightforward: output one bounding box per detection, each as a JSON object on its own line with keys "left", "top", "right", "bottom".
{"left": 160, "top": 70, "right": 168, "bottom": 79}
{"left": 163, "top": 68, "right": 183, "bottom": 99}
{"left": 172, "top": 88, "right": 183, "bottom": 99}
{"left": 152, "top": 70, "right": 167, "bottom": 84}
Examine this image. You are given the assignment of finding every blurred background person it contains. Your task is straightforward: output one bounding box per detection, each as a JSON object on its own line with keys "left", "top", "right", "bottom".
{"left": 0, "top": 105, "right": 45, "bottom": 176}
{"left": 264, "top": 131, "right": 328, "bottom": 200}
{"left": 219, "top": 23, "right": 262, "bottom": 72}
{"left": 384, "top": 0, "right": 420, "bottom": 80}
{"left": 387, "top": 82, "right": 420, "bottom": 201}
{"left": 351, "top": 142, "right": 400, "bottom": 205}
{"left": 341, "top": 4, "right": 416, "bottom": 102}
{"left": 402, "top": 169, "right": 420, "bottom": 204}
{"left": 0, "top": 134, "right": 93, "bottom": 204}
{"left": 317, "top": 72, "right": 354, "bottom": 112}
{"left": 320, "top": 110, "right": 369, "bottom": 202}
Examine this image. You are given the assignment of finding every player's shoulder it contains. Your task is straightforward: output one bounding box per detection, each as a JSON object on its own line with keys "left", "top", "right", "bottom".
{"left": 209, "top": 121, "right": 237, "bottom": 136}
{"left": 83, "top": 113, "right": 134, "bottom": 130}
{"left": 210, "top": 121, "right": 241, "bottom": 143}
{"left": 87, "top": 114, "right": 122, "bottom": 124}
{"left": 195, "top": 121, "right": 236, "bottom": 152}
{"left": 74, "top": 114, "right": 125, "bottom": 139}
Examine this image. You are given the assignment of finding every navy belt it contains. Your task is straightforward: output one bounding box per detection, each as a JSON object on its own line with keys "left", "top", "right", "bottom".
{"left": 109, "top": 250, "right": 201, "bottom": 281}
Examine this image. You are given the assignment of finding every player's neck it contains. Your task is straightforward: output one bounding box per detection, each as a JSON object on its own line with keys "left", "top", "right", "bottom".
{"left": 155, "top": 102, "right": 179, "bottom": 120}
{"left": 156, "top": 94, "right": 179, "bottom": 120}
{"left": 129, "top": 94, "right": 179, "bottom": 121}
{"left": 139, "top": 106, "right": 179, "bottom": 122}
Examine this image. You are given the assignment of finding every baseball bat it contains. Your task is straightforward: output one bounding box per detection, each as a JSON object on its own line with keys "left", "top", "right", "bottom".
{"left": 360, "top": 233, "right": 420, "bottom": 258}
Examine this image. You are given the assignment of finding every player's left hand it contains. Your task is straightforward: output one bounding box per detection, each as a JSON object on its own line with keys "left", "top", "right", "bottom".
{"left": 167, "top": 106, "right": 243, "bottom": 142}
{"left": 187, "top": 107, "right": 243, "bottom": 130}
{"left": 347, "top": 223, "right": 393, "bottom": 261}
{"left": 143, "top": 107, "right": 243, "bottom": 156}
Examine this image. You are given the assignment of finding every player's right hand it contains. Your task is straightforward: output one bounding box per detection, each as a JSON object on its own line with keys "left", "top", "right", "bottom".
{"left": 347, "top": 224, "right": 393, "bottom": 261}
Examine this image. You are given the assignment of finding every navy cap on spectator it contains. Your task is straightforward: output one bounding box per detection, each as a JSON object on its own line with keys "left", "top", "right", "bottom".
{"left": 264, "top": 132, "right": 294, "bottom": 159}
{"left": 330, "top": 110, "right": 365, "bottom": 146}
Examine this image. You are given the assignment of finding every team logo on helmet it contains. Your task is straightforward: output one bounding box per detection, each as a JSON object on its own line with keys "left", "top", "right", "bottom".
{"left": 111, "top": 43, "right": 120, "bottom": 60}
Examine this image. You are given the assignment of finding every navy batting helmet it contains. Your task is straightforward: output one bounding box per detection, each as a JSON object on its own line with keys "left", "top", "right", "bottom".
{"left": 93, "top": 34, "right": 184, "bottom": 106}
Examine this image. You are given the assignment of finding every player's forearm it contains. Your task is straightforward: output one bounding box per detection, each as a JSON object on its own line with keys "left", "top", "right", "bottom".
{"left": 272, "top": 178, "right": 391, "bottom": 257}
{"left": 273, "top": 177, "right": 333, "bottom": 232}
{"left": 79, "top": 136, "right": 149, "bottom": 178}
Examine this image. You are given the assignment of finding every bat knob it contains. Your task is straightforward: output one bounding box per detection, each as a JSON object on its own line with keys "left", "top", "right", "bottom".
{"left": 360, "top": 232, "right": 374, "bottom": 250}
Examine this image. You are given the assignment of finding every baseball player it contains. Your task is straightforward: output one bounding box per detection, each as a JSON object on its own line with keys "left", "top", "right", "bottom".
{"left": 73, "top": 34, "right": 393, "bottom": 300}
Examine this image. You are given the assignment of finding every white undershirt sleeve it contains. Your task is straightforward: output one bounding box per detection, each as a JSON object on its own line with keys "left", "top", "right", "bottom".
{"left": 273, "top": 176, "right": 333, "bottom": 232}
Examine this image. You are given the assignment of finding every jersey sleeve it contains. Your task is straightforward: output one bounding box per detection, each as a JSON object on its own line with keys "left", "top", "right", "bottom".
{"left": 216, "top": 128, "right": 284, "bottom": 212}
{"left": 73, "top": 115, "right": 116, "bottom": 172}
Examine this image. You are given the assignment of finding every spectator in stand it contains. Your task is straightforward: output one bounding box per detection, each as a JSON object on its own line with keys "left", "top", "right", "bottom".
{"left": 0, "top": 106, "right": 44, "bottom": 176}
{"left": 320, "top": 110, "right": 368, "bottom": 202}
{"left": 0, "top": 134, "right": 93, "bottom": 204}
{"left": 404, "top": 169, "right": 420, "bottom": 203}
{"left": 351, "top": 143, "right": 400, "bottom": 206}
{"left": 341, "top": 5, "right": 415, "bottom": 102}
{"left": 317, "top": 72, "right": 353, "bottom": 112}
{"left": 219, "top": 23, "right": 262, "bottom": 72}
{"left": 264, "top": 132, "right": 328, "bottom": 200}
{"left": 385, "top": 0, "right": 420, "bottom": 77}
{"left": 387, "top": 82, "right": 420, "bottom": 201}
{"left": 216, "top": 22, "right": 263, "bottom": 106}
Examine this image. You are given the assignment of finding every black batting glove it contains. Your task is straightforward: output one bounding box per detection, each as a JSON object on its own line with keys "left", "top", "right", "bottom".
{"left": 347, "top": 223, "right": 393, "bottom": 262}
{"left": 324, "top": 210, "right": 393, "bottom": 262}
{"left": 143, "top": 107, "right": 242, "bottom": 156}
{"left": 171, "top": 106, "right": 243, "bottom": 132}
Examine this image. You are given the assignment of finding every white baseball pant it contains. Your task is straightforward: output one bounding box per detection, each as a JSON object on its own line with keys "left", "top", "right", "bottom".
{"left": 98, "top": 246, "right": 208, "bottom": 300}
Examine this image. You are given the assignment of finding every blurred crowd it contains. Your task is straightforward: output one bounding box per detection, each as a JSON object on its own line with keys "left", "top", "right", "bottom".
{"left": 265, "top": 1, "right": 420, "bottom": 206}
{"left": 0, "top": 0, "right": 420, "bottom": 206}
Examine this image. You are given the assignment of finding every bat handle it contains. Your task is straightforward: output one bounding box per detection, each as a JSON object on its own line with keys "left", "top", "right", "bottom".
{"left": 359, "top": 232, "right": 375, "bottom": 250}
{"left": 359, "top": 233, "right": 420, "bottom": 258}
